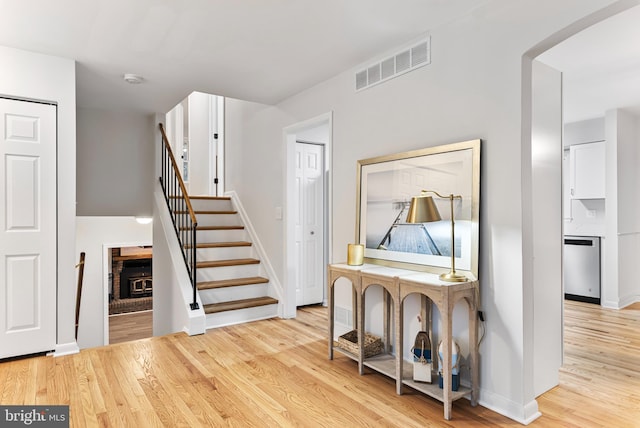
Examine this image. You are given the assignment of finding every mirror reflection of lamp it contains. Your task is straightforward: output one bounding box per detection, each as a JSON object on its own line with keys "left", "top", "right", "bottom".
{"left": 406, "top": 190, "right": 467, "bottom": 282}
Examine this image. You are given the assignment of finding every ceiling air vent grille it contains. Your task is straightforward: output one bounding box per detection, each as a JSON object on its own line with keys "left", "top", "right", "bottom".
{"left": 395, "top": 50, "right": 411, "bottom": 73}
{"left": 367, "top": 64, "right": 381, "bottom": 85}
{"left": 355, "top": 37, "right": 431, "bottom": 92}
{"left": 356, "top": 70, "right": 368, "bottom": 90}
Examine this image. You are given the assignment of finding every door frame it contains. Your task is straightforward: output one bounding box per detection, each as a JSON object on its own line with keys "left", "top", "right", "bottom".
{"left": 210, "top": 95, "right": 225, "bottom": 196}
{"left": 283, "top": 112, "right": 332, "bottom": 318}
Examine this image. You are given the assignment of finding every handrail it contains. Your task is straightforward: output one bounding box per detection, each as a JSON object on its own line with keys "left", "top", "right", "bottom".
{"left": 158, "top": 123, "right": 199, "bottom": 310}
{"left": 159, "top": 124, "right": 197, "bottom": 225}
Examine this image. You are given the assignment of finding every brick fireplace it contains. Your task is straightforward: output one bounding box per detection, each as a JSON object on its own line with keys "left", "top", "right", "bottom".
{"left": 109, "top": 246, "right": 153, "bottom": 315}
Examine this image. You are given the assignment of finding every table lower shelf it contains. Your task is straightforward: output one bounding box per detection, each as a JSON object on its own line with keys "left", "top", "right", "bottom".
{"left": 334, "top": 344, "right": 471, "bottom": 403}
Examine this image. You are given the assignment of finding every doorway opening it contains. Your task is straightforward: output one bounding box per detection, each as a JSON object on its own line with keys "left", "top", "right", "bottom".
{"left": 525, "top": 0, "right": 640, "bottom": 399}
{"left": 284, "top": 112, "right": 333, "bottom": 318}
{"left": 104, "top": 243, "right": 153, "bottom": 345}
{"left": 294, "top": 141, "right": 325, "bottom": 307}
{"left": 165, "top": 91, "right": 224, "bottom": 197}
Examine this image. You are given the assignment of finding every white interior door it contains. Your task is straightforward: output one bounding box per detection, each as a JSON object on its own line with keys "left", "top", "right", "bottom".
{"left": 295, "top": 142, "right": 324, "bottom": 306}
{"left": 0, "top": 98, "right": 57, "bottom": 359}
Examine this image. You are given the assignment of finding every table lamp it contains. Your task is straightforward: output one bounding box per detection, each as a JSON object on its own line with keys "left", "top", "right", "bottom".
{"left": 406, "top": 190, "right": 467, "bottom": 282}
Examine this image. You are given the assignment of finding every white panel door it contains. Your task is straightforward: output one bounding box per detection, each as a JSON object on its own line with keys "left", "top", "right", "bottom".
{"left": 0, "top": 98, "right": 56, "bottom": 359}
{"left": 295, "top": 143, "right": 324, "bottom": 306}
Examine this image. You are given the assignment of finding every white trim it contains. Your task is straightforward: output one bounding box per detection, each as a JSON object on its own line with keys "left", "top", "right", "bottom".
{"left": 208, "top": 94, "right": 215, "bottom": 195}
{"left": 216, "top": 96, "right": 225, "bottom": 196}
{"left": 614, "top": 294, "right": 640, "bottom": 309}
{"left": 283, "top": 112, "right": 333, "bottom": 318}
{"left": 205, "top": 304, "right": 278, "bottom": 330}
{"left": 478, "top": 389, "right": 541, "bottom": 425}
{"left": 50, "top": 342, "right": 80, "bottom": 357}
{"left": 225, "top": 190, "right": 284, "bottom": 314}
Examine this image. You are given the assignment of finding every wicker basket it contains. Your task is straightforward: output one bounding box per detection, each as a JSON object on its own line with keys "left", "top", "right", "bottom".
{"left": 337, "top": 330, "right": 383, "bottom": 358}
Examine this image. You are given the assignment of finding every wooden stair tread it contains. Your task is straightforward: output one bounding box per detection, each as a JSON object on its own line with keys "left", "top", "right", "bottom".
{"left": 169, "top": 195, "right": 230, "bottom": 201}
{"left": 197, "top": 258, "right": 260, "bottom": 268}
{"left": 186, "top": 241, "right": 252, "bottom": 249}
{"left": 198, "top": 276, "right": 269, "bottom": 290}
{"left": 189, "top": 195, "right": 231, "bottom": 200}
{"left": 176, "top": 210, "right": 238, "bottom": 215}
{"left": 197, "top": 210, "right": 237, "bottom": 215}
{"left": 204, "top": 296, "right": 278, "bottom": 314}
{"left": 180, "top": 225, "right": 244, "bottom": 231}
{"left": 195, "top": 225, "right": 245, "bottom": 231}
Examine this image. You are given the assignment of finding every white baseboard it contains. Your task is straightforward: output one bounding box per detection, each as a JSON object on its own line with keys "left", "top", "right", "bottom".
{"left": 619, "top": 294, "right": 640, "bottom": 309}
{"left": 50, "top": 342, "right": 80, "bottom": 357}
{"left": 478, "top": 388, "right": 541, "bottom": 425}
{"left": 205, "top": 304, "right": 279, "bottom": 330}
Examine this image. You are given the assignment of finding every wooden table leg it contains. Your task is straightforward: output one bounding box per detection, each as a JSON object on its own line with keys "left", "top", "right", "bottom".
{"left": 396, "top": 294, "right": 403, "bottom": 395}
{"left": 469, "top": 294, "right": 479, "bottom": 406}
{"left": 357, "top": 288, "right": 365, "bottom": 375}
{"left": 328, "top": 276, "right": 334, "bottom": 360}
{"left": 442, "top": 296, "right": 453, "bottom": 420}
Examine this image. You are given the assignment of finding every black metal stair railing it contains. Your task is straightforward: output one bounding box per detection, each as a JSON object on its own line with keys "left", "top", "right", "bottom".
{"left": 158, "top": 123, "right": 199, "bottom": 310}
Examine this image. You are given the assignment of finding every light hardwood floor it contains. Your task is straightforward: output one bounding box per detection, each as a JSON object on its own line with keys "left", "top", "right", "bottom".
{"left": 537, "top": 300, "right": 640, "bottom": 427}
{"left": 0, "top": 302, "right": 638, "bottom": 427}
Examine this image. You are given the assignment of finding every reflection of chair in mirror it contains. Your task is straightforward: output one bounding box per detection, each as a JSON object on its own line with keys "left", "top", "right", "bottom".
{"left": 377, "top": 201, "right": 442, "bottom": 255}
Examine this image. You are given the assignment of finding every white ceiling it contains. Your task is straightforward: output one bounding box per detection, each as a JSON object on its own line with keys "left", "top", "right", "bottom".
{"left": 538, "top": 5, "right": 640, "bottom": 124}
{"left": 0, "top": 0, "right": 487, "bottom": 114}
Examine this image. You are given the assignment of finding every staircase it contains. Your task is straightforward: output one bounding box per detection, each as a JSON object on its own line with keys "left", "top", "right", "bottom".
{"left": 188, "top": 195, "right": 279, "bottom": 329}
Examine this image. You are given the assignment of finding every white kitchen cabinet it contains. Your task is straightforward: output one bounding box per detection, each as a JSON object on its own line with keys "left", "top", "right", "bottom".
{"left": 570, "top": 141, "right": 605, "bottom": 199}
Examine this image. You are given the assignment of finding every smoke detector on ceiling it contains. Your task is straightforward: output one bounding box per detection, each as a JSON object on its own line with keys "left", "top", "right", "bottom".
{"left": 123, "top": 73, "right": 144, "bottom": 84}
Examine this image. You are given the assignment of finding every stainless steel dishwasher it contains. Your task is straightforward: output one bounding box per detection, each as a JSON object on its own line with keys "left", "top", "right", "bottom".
{"left": 563, "top": 235, "right": 601, "bottom": 304}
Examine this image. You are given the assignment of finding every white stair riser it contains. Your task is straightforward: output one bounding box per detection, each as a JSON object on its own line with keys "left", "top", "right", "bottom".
{"left": 196, "top": 229, "right": 248, "bottom": 242}
{"left": 199, "top": 283, "right": 269, "bottom": 304}
{"left": 196, "top": 246, "right": 254, "bottom": 260}
{"left": 197, "top": 264, "right": 262, "bottom": 282}
{"left": 195, "top": 213, "right": 241, "bottom": 227}
{"left": 190, "top": 199, "right": 233, "bottom": 211}
{"left": 205, "top": 304, "right": 279, "bottom": 330}
{"left": 187, "top": 196, "right": 279, "bottom": 329}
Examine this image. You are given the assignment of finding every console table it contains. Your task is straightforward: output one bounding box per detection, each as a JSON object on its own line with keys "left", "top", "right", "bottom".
{"left": 327, "top": 263, "right": 479, "bottom": 420}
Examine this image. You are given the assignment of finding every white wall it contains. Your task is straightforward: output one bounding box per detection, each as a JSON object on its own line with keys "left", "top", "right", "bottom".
{"left": 225, "top": 99, "right": 295, "bottom": 281}
{"left": 564, "top": 117, "right": 605, "bottom": 147}
{"left": 0, "top": 45, "right": 77, "bottom": 355}
{"left": 165, "top": 102, "right": 184, "bottom": 166}
{"left": 604, "top": 110, "right": 620, "bottom": 308}
{"left": 75, "top": 217, "right": 152, "bottom": 348}
{"left": 604, "top": 108, "right": 640, "bottom": 308}
{"left": 296, "top": 122, "right": 330, "bottom": 144}
{"left": 615, "top": 111, "right": 640, "bottom": 306}
{"left": 530, "top": 60, "right": 563, "bottom": 397}
{"left": 224, "top": 1, "right": 625, "bottom": 423}
{"left": 77, "top": 108, "right": 155, "bottom": 216}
